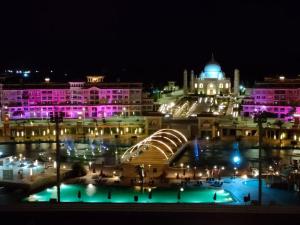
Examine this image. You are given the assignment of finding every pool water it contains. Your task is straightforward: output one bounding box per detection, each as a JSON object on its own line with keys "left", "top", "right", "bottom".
{"left": 24, "top": 184, "right": 234, "bottom": 203}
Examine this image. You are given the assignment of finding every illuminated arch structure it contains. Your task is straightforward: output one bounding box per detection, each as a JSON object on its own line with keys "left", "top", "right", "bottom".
{"left": 121, "top": 129, "right": 188, "bottom": 165}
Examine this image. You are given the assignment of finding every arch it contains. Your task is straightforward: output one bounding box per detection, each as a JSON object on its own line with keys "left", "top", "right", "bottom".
{"left": 147, "top": 139, "right": 174, "bottom": 154}
{"left": 121, "top": 128, "right": 188, "bottom": 162}
{"left": 154, "top": 131, "right": 183, "bottom": 143}
{"left": 159, "top": 129, "right": 188, "bottom": 142}
{"left": 136, "top": 143, "right": 169, "bottom": 160}
{"left": 155, "top": 135, "right": 177, "bottom": 147}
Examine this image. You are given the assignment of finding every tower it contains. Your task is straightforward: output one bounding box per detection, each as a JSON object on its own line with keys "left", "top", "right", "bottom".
{"left": 190, "top": 70, "right": 195, "bottom": 93}
{"left": 234, "top": 69, "right": 240, "bottom": 96}
{"left": 183, "top": 69, "right": 188, "bottom": 95}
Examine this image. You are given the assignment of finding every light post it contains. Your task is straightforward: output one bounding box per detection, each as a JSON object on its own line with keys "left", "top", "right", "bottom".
{"left": 148, "top": 164, "right": 151, "bottom": 184}
{"left": 180, "top": 163, "right": 184, "bottom": 178}
{"left": 50, "top": 111, "right": 64, "bottom": 204}
{"left": 122, "top": 107, "right": 126, "bottom": 118}
{"left": 232, "top": 142, "right": 241, "bottom": 179}
{"left": 254, "top": 112, "right": 267, "bottom": 205}
{"left": 177, "top": 187, "right": 184, "bottom": 201}
{"left": 89, "top": 161, "right": 92, "bottom": 171}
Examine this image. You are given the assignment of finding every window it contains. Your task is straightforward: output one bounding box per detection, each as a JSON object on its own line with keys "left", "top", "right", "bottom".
{"left": 194, "top": 83, "right": 198, "bottom": 88}
{"left": 225, "top": 83, "right": 229, "bottom": 88}
{"left": 199, "top": 83, "right": 203, "bottom": 88}
{"left": 219, "top": 83, "right": 223, "bottom": 88}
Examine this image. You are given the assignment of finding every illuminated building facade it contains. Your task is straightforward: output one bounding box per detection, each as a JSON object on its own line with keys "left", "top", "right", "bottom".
{"left": 242, "top": 76, "right": 300, "bottom": 120}
{"left": 0, "top": 76, "right": 153, "bottom": 120}
{"left": 183, "top": 56, "right": 233, "bottom": 96}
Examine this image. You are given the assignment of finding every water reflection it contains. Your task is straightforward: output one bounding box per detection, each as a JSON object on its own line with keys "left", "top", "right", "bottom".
{"left": 1, "top": 140, "right": 300, "bottom": 168}
{"left": 173, "top": 140, "right": 300, "bottom": 169}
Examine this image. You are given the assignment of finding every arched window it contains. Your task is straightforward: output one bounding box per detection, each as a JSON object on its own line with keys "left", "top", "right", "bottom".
{"left": 225, "top": 83, "right": 229, "bottom": 88}
{"left": 219, "top": 83, "right": 223, "bottom": 88}
{"left": 199, "top": 83, "right": 203, "bottom": 88}
{"left": 209, "top": 83, "right": 214, "bottom": 88}
{"left": 194, "top": 83, "right": 198, "bottom": 88}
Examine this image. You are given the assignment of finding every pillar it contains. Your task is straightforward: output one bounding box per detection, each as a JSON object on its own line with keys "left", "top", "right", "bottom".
{"left": 234, "top": 69, "right": 240, "bottom": 96}
{"left": 190, "top": 70, "right": 195, "bottom": 93}
{"left": 183, "top": 69, "right": 188, "bottom": 95}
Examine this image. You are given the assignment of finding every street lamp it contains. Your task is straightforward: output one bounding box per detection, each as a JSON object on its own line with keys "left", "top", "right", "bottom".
{"left": 254, "top": 111, "right": 267, "bottom": 205}
{"left": 180, "top": 163, "right": 184, "bottom": 177}
{"left": 122, "top": 107, "right": 126, "bottom": 118}
{"left": 148, "top": 164, "right": 151, "bottom": 184}
{"left": 177, "top": 187, "right": 184, "bottom": 201}
{"left": 49, "top": 111, "right": 64, "bottom": 204}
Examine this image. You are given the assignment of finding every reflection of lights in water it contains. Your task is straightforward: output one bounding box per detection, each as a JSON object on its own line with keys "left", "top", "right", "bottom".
{"left": 217, "top": 190, "right": 224, "bottom": 194}
{"left": 86, "top": 184, "right": 96, "bottom": 196}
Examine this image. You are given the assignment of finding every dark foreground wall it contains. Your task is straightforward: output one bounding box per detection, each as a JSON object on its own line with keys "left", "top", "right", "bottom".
{"left": 1, "top": 203, "right": 300, "bottom": 225}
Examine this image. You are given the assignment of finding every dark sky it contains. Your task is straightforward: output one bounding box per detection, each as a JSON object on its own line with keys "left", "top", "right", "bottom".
{"left": 1, "top": 0, "right": 300, "bottom": 86}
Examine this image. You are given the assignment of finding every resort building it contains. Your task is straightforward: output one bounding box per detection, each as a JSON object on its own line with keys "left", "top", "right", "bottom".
{"left": 242, "top": 76, "right": 300, "bottom": 121}
{"left": 0, "top": 75, "right": 154, "bottom": 120}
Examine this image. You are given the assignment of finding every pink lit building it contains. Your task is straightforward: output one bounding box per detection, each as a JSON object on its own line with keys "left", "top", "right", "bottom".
{"left": 0, "top": 75, "right": 154, "bottom": 120}
{"left": 242, "top": 76, "right": 300, "bottom": 121}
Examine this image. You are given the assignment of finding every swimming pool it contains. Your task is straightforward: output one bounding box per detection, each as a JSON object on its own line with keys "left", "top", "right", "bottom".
{"left": 24, "top": 184, "right": 234, "bottom": 203}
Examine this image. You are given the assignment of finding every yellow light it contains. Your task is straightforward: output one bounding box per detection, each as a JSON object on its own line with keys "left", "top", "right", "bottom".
{"left": 241, "top": 174, "right": 248, "bottom": 179}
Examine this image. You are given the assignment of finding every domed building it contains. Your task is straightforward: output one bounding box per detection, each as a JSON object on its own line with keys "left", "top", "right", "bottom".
{"left": 183, "top": 55, "right": 233, "bottom": 96}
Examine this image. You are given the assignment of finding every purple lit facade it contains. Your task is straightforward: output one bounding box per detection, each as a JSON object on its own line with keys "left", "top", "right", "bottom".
{"left": 242, "top": 76, "right": 300, "bottom": 121}
{"left": 0, "top": 76, "right": 153, "bottom": 120}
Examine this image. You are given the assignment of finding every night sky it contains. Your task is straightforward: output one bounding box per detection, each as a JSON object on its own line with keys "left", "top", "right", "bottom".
{"left": 1, "top": 1, "right": 300, "bottom": 86}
